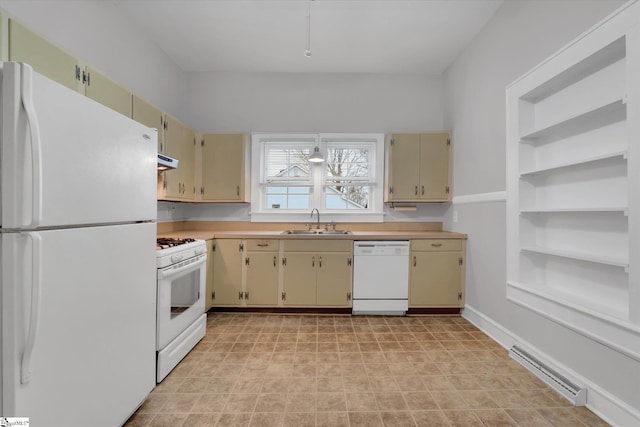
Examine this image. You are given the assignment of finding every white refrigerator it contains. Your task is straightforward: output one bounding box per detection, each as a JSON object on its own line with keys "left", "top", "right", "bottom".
{"left": 0, "top": 62, "right": 157, "bottom": 426}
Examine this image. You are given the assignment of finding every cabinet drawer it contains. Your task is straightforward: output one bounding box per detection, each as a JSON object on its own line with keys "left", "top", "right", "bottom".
{"left": 411, "top": 239, "right": 462, "bottom": 252}
{"left": 246, "top": 239, "right": 280, "bottom": 251}
{"left": 284, "top": 239, "right": 352, "bottom": 252}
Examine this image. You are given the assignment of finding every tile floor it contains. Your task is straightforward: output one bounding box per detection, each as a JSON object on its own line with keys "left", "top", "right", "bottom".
{"left": 125, "top": 313, "right": 609, "bottom": 427}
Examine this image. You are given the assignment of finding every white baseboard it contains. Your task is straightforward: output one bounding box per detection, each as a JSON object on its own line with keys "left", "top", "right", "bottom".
{"left": 461, "top": 305, "right": 640, "bottom": 427}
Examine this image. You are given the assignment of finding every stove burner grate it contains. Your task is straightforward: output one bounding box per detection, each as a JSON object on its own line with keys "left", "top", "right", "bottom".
{"left": 157, "top": 237, "right": 196, "bottom": 250}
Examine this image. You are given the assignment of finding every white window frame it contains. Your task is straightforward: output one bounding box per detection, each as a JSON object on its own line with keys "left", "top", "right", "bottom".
{"left": 251, "top": 133, "right": 385, "bottom": 222}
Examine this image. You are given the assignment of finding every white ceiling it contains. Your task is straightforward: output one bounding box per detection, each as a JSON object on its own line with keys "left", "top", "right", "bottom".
{"left": 112, "top": 0, "right": 503, "bottom": 74}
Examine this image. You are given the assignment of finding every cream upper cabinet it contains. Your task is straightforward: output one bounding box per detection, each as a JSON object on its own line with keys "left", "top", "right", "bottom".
{"left": 282, "top": 240, "right": 353, "bottom": 307}
{"left": 132, "top": 95, "right": 165, "bottom": 153}
{"left": 199, "top": 133, "right": 249, "bottom": 202}
{"left": 212, "top": 239, "right": 244, "bottom": 307}
{"left": 386, "top": 132, "right": 451, "bottom": 202}
{"left": 159, "top": 114, "right": 195, "bottom": 201}
{"left": 82, "top": 65, "right": 132, "bottom": 118}
{"left": 245, "top": 244, "right": 280, "bottom": 306}
{"left": 409, "top": 239, "right": 466, "bottom": 308}
{"left": 8, "top": 19, "right": 80, "bottom": 91}
{"left": 9, "top": 20, "right": 133, "bottom": 118}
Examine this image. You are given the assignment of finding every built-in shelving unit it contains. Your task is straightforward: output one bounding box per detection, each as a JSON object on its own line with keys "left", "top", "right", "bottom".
{"left": 506, "top": 2, "right": 640, "bottom": 361}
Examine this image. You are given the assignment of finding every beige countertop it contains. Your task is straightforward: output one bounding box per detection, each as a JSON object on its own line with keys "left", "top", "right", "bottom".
{"left": 157, "top": 229, "right": 467, "bottom": 241}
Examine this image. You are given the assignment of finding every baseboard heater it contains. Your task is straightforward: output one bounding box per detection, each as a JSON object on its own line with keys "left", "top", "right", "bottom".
{"left": 509, "top": 345, "right": 587, "bottom": 406}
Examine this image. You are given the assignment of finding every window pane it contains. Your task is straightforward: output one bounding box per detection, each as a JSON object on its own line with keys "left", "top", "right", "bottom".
{"left": 266, "top": 185, "right": 310, "bottom": 209}
{"left": 325, "top": 185, "right": 369, "bottom": 209}
{"left": 325, "top": 148, "right": 369, "bottom": 179}
{"left": 266, "top": 148, "right": 310, "bottom": 179}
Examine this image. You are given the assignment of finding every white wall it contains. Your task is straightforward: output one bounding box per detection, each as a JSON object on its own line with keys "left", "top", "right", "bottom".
{"left": 183, "top": 71, "right": 448, "bottom": 222}
{"left": 187, "top": 72, "right": 443, "bottom": 133}
{"left": 0, "top": 0, "right": 188, "bottom": 121}
{"left": 444, "top": 0, "right": 640, "bottom": 424}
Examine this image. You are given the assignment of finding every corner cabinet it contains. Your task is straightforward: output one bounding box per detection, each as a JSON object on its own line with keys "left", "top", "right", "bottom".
{"left": 409, "top": 239, "right": 465, "bottom": 308}
{"left": 158, "top": 115, "right": 196, "bottom": 201}
{"left": 211, "top": 239, "right": 244, "bottom": 307}
{"left": 198, "top": 133, "right": 250, "bottom": 202}
{"left": 385, "top": 132, "right": 452, "bottom": 202}
{"left": 506, "top": 2, "right": 640, "bottom": 360}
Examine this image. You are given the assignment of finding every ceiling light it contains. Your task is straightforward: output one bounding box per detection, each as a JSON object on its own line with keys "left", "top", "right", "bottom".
{"left": 309, "top": 146, "right": 324, "bottom": 163}
{"left": 304, "top": 0, "right": 314, "bottom": 58}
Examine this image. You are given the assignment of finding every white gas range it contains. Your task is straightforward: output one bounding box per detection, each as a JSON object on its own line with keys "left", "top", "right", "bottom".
{"left": 155, "top": 237, "right": 207, "bottom": 382}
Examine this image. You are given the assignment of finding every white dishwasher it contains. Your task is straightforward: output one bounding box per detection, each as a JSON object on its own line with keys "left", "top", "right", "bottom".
{"left": 352, "top": 241, "right": 410, "bottom": 315}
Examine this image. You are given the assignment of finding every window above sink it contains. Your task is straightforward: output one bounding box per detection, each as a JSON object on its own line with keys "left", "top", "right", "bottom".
{"left": 250, "top": 133, "right": 385, "bottom": 223}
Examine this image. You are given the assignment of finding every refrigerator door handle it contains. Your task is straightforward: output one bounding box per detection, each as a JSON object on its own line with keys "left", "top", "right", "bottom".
{"left": 21, "top": 231, "right": 43, "bottom": 384}
{"left": 20, "top": 64, "right": 44, "bottom": 228}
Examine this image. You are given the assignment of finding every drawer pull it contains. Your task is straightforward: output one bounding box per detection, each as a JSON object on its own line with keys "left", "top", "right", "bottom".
{"left": 431, "top": 243, "right": 443, "bottom": 247}
{"left": 257, "top": 243, "right": 269, "bottom": 247}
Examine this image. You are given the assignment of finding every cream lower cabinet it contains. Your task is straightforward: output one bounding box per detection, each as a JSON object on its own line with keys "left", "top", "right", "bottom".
{"left": 409, "top": 239, "right": 466, "bottom": 307}
{"left": 282, "top": 240, "right": 353, "bottom": 307}
{"left": 205, "top": 240, "right": 215, "bottom": 310}
{"left": 212, "top": 239, "right": 280, "bottom": 307}
{"left": 244, "top": 240, "right": 279, "bottom": 306}
{"left": 211, "top": 239, "right": 244, "bottom": 307}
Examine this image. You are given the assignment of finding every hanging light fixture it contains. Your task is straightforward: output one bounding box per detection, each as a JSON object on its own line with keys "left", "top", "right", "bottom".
{"left": 304, "top": 0, "right": 314, "bottom": 58}
{"left": 309, "top": 145, "right": 324, "bottom": 163}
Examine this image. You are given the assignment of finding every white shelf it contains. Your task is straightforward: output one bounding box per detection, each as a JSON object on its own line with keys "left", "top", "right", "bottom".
{"left": 521, "top": 37, "right": 625, "bottom": 103}
{"left": 520, "top": 150, "right": 627, "bottom": 176}
{"left": 520, "top": 207, "right": 627, "bottom": 214}
{"left": 521, "top": 245, "right": 628, "bottom": 268}
{"left": 519, "top": 99, "right": 626, "bottom": 142}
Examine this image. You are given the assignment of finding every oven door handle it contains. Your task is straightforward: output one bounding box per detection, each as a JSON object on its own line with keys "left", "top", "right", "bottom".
{"left": 158, "top": 254, "right": 206, "bottom": 280}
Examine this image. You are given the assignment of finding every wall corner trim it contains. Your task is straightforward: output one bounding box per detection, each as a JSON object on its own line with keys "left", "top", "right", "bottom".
{"left": 452, "top": 191, "right": 506, "bottom": 205}
{"left": 462, "top": 305, "right": 640, "bottom": 427}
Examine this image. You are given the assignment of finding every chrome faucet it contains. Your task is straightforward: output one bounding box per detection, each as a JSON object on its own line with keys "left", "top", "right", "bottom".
{"left": 311, "top": 208, "right": 320, "bottom": 229}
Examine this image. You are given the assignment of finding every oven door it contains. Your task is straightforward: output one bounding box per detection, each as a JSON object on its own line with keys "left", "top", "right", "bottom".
{"left": 157, "top": 253, "right": 206, "bottom": 350}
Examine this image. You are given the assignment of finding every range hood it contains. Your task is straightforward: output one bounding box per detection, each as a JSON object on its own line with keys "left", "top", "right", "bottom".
{"left": 157, "top": 153, "right": 179, "bottom": 171}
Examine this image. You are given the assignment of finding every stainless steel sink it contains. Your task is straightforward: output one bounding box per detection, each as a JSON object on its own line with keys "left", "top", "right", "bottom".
{"left": 317, "top": 230, "right": 352, "bottom": 235}
{"left": 281, "top": 229, "right": 352, "bottom": 235}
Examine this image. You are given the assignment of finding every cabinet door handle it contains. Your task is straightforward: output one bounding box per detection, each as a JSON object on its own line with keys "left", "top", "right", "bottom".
{"left": 312, "top": 256, "right": 315, "bottom": 268}
{"left": 244, "top": 291, "right": 249, "bottom": 300}
{"left": 319, "top": 256, "right": 322, "bottom": 268}
{"left": 236, "top": 186, "right": 240, "bottom": 196}
{"left": 245, "top": 257, "right": 250, "bottom": 265}
{"left": 282, "top": 292, "right": 286, "bottom": 301}
{"left": 431, "top": 243, "right": 442, "bottom": 247}
{"left": 282, "top": 257, "right": 287, "bottom": 266}
{"left": 413, "top": 256, "right": 417, "bottom": 267}
{"left": 421, "top": 185, "right": 425, "bottom": 196}
{"left": 347, "top": 258, "right": 352, "bottom": 266}
{"left": 238, "top": 291, "right": 243, "bottom": 300}
{"left": 347, "top": 292, "right": 351, "bottom": 301}
{"left": 415, "top": 185, "right": 418, "bottom": 196}
{"left": 273, "top": 256, "right": 277, "bottom": 267}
